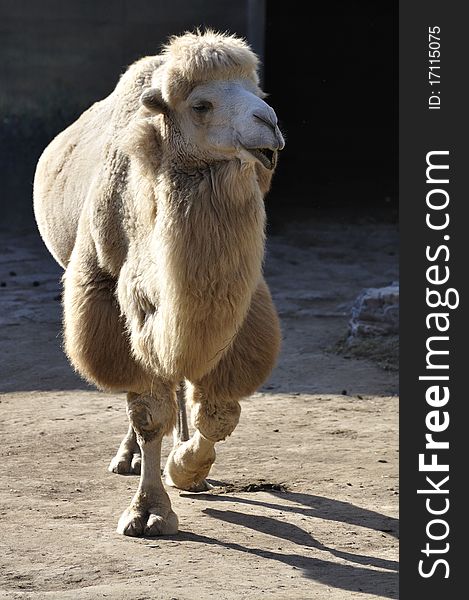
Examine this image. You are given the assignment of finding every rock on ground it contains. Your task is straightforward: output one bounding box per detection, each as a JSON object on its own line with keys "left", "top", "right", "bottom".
{"left": 349, "top": 285, "right": 399, "bottom": 338}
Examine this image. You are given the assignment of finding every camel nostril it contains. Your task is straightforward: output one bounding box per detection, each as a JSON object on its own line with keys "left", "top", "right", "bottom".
{"left": 253, "top": 112, "right": 277, "bottom": 132}
{"left": 253, "top": 113, "right": 284, "bottom": 151}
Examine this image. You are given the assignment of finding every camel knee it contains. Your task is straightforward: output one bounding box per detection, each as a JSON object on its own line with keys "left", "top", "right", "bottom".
{"left": 190, "top": 398, "right": 241, "bottom": 442}
{"left": 126, "top": 388, "right": 177, "bottom": 443}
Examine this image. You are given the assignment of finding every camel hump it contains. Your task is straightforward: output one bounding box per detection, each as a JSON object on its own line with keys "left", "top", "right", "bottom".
{"left": 33, "top": 100, "right": 111, "bottom": 267}
{"left": 33, "top": 54, "right": 164, "bottom": 269}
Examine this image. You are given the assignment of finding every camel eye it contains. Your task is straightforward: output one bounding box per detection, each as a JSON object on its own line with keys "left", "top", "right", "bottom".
{"left": 192, "top": 102, "right": 212, "bottom": 114}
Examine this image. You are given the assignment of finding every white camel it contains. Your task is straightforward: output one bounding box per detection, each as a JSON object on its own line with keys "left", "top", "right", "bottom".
{"left": 34, "top": 30, "right": 284, "bottom": 536}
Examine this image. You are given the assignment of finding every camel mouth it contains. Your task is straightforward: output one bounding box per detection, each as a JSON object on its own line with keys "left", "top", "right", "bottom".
{"left": 246, "top": 147, "right": 277, "bottom": 170}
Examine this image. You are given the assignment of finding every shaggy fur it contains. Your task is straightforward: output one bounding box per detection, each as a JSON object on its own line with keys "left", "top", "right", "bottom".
{"left": 34, "top": 30, "right": 283, "bottom": 536}
{"left": 157, "top": 30, "right": 262, "bottom": 104}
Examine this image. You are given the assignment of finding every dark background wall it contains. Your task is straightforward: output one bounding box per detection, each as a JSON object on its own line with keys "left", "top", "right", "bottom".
{"left": 264, "top": 1, "right": 397, "bottom": 220}
{"left": 0, "top": 0, "right": 396, "bottom": 229}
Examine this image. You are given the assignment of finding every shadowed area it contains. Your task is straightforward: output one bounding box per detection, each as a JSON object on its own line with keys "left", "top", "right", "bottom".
{"left": 167, "top": 528, "right": 398, "bottom": 599}
{"left": 0, "top": 219, "right": 398, "bottom": 395}
{"left": 183, "top": 489, "right": 399, "bottom": 540}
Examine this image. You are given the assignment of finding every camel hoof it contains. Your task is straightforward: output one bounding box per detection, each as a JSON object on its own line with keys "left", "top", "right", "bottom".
{"left": 108, "top": 452, "right": 141, "bottom": 475}
{"left": 145, "top": 508, "right": 179, "bottom": 536}
{"left": 187, "top": 479, "right": 214, "bottom": 493}
{"left": 165, "top": 471, "right": 213, "bottom": 492}
{"left": 164, "top": 442, "right": 216, "bottom": 491}
{"left": 116, "top": 507, "right": 178, "bottom": 537}
{"left": 116, "top": 508, "right": 145, "bottom": 536}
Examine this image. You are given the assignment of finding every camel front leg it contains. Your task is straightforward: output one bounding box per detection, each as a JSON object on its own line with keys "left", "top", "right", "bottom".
{"left": 164, "top": 279, "right": 280, "bottom": 493}
{"left": 117, "top": 389, "right": 178, "bottom": 537}
{"left": 165, "top": 384, "right": 215, "bottom": 492}
{"left": 164, "top": 382, "right": 240, "bottom": 492}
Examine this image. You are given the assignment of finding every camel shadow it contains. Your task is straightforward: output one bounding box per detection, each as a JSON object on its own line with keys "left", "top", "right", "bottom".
{"left": 171, "top": 489, "right": 398, "bottom": 598}
{"left": 184, "top": 488, "right": 399, "bottom": 539}
{"left": 167, "top": 528, "right": 397, "bottom": 599}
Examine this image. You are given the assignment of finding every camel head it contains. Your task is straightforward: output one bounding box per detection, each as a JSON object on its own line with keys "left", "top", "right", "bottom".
{"left": 140, "top": 31, "right": 284, "bottom": 171}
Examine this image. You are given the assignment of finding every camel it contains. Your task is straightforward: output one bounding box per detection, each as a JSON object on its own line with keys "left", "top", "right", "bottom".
{"left": 33, "top": 30, "right": 284, "bottom": 537}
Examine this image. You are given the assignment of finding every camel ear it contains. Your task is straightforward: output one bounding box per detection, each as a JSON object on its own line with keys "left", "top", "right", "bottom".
{"left": 140, "top": 87, "right": 167, "bottom": 114}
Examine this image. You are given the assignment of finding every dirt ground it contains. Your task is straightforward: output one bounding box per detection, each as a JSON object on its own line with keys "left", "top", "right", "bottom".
{"left": 0, "top": 218, "right": 399, "bottom": 599}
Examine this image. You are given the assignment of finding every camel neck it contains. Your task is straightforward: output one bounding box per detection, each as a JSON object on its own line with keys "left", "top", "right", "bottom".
{"left": 149, "top": 160, "right": 266, "bottom": 379}
{"left": 154, "top": 160, "right": 265, "bottom": 285}
{"left": 159, "top": 159, "right": 262, "bottom": 208}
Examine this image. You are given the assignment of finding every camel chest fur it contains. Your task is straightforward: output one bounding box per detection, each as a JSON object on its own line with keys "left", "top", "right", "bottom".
{"left": 116, "top": 162, "right": 266, "bottom": 381}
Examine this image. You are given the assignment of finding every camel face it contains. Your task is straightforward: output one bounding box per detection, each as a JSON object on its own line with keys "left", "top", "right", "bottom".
{"left": 168, "top": 79, "right": 285, "bottom": 169}
{"left": 137, "top": 30, "right": 285, "bottom": 172}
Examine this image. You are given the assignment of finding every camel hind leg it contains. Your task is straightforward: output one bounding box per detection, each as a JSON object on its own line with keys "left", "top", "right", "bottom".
{"left": 175, "top": 384, "right": 190, "bottom": 442}
{"left": 164, "top": 279, "right": 281, "bottom": 491}
{"left": 108, "top": 414, "right": 141, "bottom": 475}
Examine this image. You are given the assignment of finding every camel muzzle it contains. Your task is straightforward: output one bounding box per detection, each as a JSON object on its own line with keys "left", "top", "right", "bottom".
{"left": 245, "top": 147, "right": 278, "bottom": 170}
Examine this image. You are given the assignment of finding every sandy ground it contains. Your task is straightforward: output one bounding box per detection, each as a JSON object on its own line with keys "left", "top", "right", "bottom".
{"left": 0, "top": 219, "right": 398, "bottom": 599}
